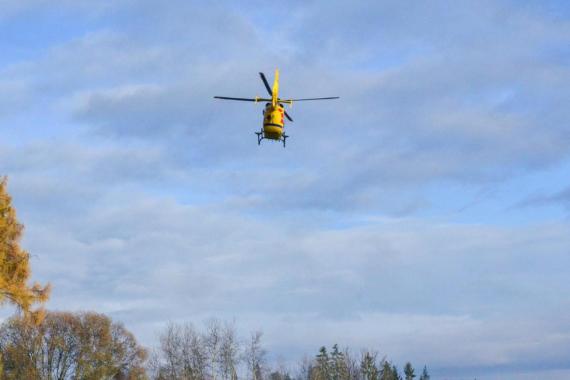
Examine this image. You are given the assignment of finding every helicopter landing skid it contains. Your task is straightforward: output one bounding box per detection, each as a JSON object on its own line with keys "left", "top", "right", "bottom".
{"left": 255, "top": 131, "right": 288, "bottom": 148}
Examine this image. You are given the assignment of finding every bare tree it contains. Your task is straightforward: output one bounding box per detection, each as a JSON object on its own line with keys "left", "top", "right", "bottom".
{"left": 150, "top": 323, "right": 208, "bottom": 380}
{"left": 204, "top": 319, "right": 223, "bottom": 380}
{"left": 220, "top": 322, "right": 240, "bottom": 380}
{"left": 244, "top": 331, "right": 266, "bottom": 380}
{"left": 268, "top": 357, "right": 292, "bottom": 380}
{"left": 343, "top": 348, "right": 361, "bottom": 380}
{"left": 156, "top": 324, "right": 183, "bottom": 379}
{"left": 186, "top": 325, "right": 208, "bottom": 379}
{"left": 295, "top": 355, "right": 313, "bottom": 380}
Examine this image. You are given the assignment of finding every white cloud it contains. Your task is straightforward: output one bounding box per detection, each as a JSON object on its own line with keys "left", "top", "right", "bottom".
{"left": 1, "top": 2, "right": 570, "bottom": 379}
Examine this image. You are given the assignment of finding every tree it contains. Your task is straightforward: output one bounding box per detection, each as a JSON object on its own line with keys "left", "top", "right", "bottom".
{"left": 330, "top": 344, "right": 349, "bottom": 380}
{"left": 204, "top": 319, "right": 223, "bottom": 380}
{"left": 380, "top": 361, "right": 397, "bottom": 380}
{"left": 150, "top": 322, "right": 207, "bottom": 380}
{"left": 0, "top": 311, "right": 147, "bottom": 379}
{"left": 343, "top": 348, "right": 361, "bottom": 380}
{"left": 403, "top": 363, "right": 415, "bottom": 380}
{"left": 297, "top": 355, "right": 313, "bottom": 380}
{"left": 391, "top": 365, "right": 402, "bottom": 380}
{"left": 418, "top": 366, "right": 430, "bottom": 380}
{"left": 151, "top": 320, "right": 242, "bottom": 380}
{"left": 273, "top": 372, "right": 291, "bottom": 380}
{"left": 244, "top": 331, "right": 266, "bottom": 380}
{"left": 360, "top": 351, "right": 379, "bottom": 380}
{"left": 0, "top": 178, "right": 49, "bottom": 318}
{"left": 269, "top": 369, "right": 292, "bottom": 380}
{"left": 268, "top": 358, "right": 291, "bottom": 380}
{"left": 311, "top": 346, "right": 330, "bottom": 380}
{"left": 219, "top": 322, "right": 239, "bottom": 380}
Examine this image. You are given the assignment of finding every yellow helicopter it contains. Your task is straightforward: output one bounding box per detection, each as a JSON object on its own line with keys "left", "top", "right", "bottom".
{"left": 214, "top": 69, "right": 339, "bottom": 147}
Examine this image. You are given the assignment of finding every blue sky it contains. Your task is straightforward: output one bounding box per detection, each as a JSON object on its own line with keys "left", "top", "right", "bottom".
{"left": 1, "top": 1, "right": 570, "bottom": 379}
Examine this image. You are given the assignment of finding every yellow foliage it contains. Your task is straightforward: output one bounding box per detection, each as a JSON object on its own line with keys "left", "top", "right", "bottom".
{"left": 0, "top": 311, "right": 148, "bottom": 379}
{"left": 0, "top": 177, "right": 50, "bottom": 317}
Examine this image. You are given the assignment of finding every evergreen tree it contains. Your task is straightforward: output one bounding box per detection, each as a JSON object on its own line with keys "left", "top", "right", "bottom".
{"left": 313, "top": 346, "right": 330, "bottom": 380}
{"left": 330, "top": 344, "right": 349, "bottom": 380}
{"left": 392, "top": 365, "right": 402, "bottom": 380}
{"left": 360, "top": 351, "right": 379, "bottom": 380}
{"left": 419, "top": 366, "right": 430, "bottom": 380}
{"left": 269, "top": 370, "right": 292, "bottom": 380}
{"left": 403, "top": 362, "right": 415, "bottom": 380}
{"left": 0, "top": 178, "right": 49, "bottom": 319}
{"left": 380, "top": 361, "right": 394, "bottom": 380}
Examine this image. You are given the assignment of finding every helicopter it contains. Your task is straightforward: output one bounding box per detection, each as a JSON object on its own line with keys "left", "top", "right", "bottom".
{"left": 214, "top": 69, "right": 339, "bottom": 147}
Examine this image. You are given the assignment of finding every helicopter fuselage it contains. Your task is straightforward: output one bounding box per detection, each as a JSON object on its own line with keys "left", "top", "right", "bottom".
{"left": 262, "top": 103, "right": 285, "bottom": 141}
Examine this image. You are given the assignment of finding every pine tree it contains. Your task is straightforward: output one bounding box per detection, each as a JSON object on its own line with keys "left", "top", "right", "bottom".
{"left": 380, "top": 361, "right": 394, "bottom": 380}
{"left": 392, "top": 364, "right": 402, "bottom": 380}
{"left": 360, "top": 351, "right": 379, "bottom": 380}
{"left": 404, "top": 362, "right": 415, "bottom": 380}
{"left": 419, "top": 366, "right": 430, "bottom": 380}
{"left": 313, "top": 346, "right": 330, "bottom": 380}
{"left": 330, "top": 344, "right": 349, "bottom": 380}
{"left": 0, "top": 178, "right": 49, "bottom": 319}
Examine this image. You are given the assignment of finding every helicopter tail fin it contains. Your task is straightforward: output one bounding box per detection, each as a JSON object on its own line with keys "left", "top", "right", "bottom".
{"left": 272, "top": 69, "right": 279, "bottom": 106}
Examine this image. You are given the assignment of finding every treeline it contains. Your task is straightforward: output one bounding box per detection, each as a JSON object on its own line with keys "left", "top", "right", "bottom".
{"left": 0, "top": 313, "right": 430, "bottom": 380}
{"left": 0, "top": 179, "right": 431, "bottom": 380}
{"left": 147, "top": 319, "right": 431, "bottom": 380}
{"left": 300, "top": 345, "right": 430, "bottom": 380}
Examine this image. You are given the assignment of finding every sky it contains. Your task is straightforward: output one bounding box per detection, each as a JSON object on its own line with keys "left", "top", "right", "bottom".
{"left": 1, "top": 0, "right": 569, "bottom": 379}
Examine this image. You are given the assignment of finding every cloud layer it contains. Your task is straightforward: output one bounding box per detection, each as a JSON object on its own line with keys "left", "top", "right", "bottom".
{"left": 1, "top": 1, "right": 570, "bottom": 379}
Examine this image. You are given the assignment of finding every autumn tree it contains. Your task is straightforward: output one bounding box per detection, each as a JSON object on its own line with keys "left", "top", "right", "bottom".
{"left": 0, "top": 311, "right": 147, "bottom": 379}
{"left": 0, "top": 177, "right": 49, "bottom": 318}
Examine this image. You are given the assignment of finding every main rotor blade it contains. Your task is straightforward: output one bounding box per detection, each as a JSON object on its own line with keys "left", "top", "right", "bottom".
{"left": 259, "top": 72, "right": 273, "bottom": 96}
{"left": 285, "top": 97, "right": 340, "bottom": 101}
{"left": 284, "top": 111, "right": 293, "bottom": 122}
{"left": 214, "top": 96, "right": 257, "bottom": 102}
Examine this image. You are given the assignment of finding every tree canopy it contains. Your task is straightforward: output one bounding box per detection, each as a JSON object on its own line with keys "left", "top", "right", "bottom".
{"left": 0, "top": 311, "right": 148, "bottom": 380}
{"left": 0, "top": 177, "right": 50, "bottom": 318}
